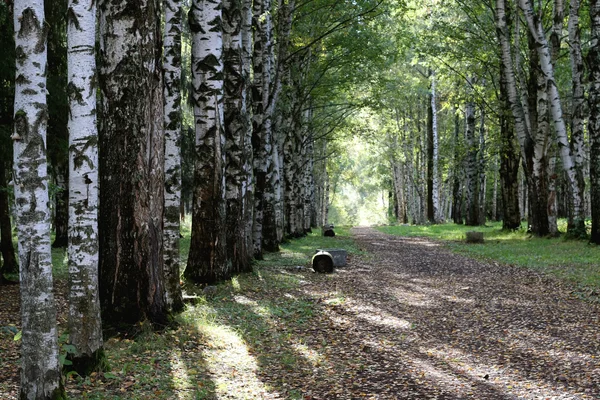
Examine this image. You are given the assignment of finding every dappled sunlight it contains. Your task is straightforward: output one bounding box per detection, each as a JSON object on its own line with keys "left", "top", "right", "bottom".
{"left": 168, "top": 349, "right": 196, "bottom": 398}
{"left": 290, "top": 341, "right": 325, "bottom": 367}
{"left": 195, "top": 323, "right": 283, "bottom": 399}
{"left": 349, "top": 302, "right": 413, "bottom": 329}
{"left": 421, "top": 344, "right": 591, "bottom": 399}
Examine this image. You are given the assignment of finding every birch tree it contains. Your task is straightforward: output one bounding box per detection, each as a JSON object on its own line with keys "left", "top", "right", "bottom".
{"left": 589, "top": 0, "right": 600, "bottom": 244}
{"left": 66, "top": 0, "right": 105, "bottom": 373}
{"left": 163, "top": 0, "right": 184, "bottom": 311}
{"left": 186, "top": 0, "right": 228, "bottom": 282}
{"left": 519, "top": 0, "right": 586, "bottom": 237}
{"left": 98, "top": 0, "right": 168, "bottom": 325}
{"left": 224, "top": 0, "right": 252, "bottom": 272}
{"left": 464, "top": 81, "right": 479, "bottom": 226}
{"left": 13, "top": 0, "right": 64, "bottom": 397}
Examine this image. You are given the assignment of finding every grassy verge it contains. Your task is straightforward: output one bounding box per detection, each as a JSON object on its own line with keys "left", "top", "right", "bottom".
{"left": 376, "top": 221, "right": 600, "bottom": 295}
{"left": 51, "top": 226, "right": 361, "bottom": 399}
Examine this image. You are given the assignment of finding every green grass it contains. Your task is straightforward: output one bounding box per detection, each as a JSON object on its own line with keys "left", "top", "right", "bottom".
{"left": 377, "top": 221, "right": 600, "bottom": 291}
{"left": 259, "top": 225, "right": 363, "bottom": 268}
{"left": 39, "top": 224, "right": 362, "bottom": 399}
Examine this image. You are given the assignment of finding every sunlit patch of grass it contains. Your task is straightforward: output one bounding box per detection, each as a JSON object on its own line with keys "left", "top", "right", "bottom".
{"left": 377, "top": 221, "right": 600, "bottom": 293}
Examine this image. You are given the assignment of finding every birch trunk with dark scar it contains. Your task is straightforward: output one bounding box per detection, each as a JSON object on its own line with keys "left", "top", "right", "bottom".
{"left": 67, "top": 0, "right": 105, "bottom": 374}
{"left": 98, "top": 0, "right": 168, "bottom": 325}
{"left": 163, "top": 0, "right": 184, "bottom": 311}
{"left": 13, "top": 0, "right": 64, "bottom": 397}
{"left": 186, "top": 0, "right": 228, "bottom": 283}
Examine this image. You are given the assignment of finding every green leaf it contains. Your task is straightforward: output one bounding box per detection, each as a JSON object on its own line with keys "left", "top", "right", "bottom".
{"left": 13, "top": 330, "right": 22, "bottom": 341}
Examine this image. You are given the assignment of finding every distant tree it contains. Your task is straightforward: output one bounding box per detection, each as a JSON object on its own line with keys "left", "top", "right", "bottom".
{"left": 98, "top": 0, "right": 168, "bottom": 326}
{"left": 13, "top": 0, "right": 64, "bottom": 397}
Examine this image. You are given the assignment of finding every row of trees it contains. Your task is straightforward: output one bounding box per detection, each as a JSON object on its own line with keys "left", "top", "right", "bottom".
{"left": 350, "top": 0, "right": 600, "bottom": 243}
{"left": 1, "top": 0, "right": 385, "bottom": 398}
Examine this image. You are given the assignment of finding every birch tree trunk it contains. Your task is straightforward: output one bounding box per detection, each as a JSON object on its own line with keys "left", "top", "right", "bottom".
{"left": 224, "top": 0, "right": 252, "bottom": 273}
{"left": 186, "top": 0, "right": 228, "bottom": 282}
{"left": 589, "top": 0, "right": 600, "bottom": 244}
{"left": 66, "top": 0, "right": 105, "bottom": 374}
{"left": 464, "top": 86, "right": 479, "bottom": 226}
{"left": 520, "top": 0, "right": 586, "bottom": 237}
{"left": 499, "top": 54, "right": 522, "bottom": 229}
{"left": 241, "top": 0, "right": 255, "bottom": 262}
{"left": 478, "top": 108, "right": 486, "bottom": 225}
{"left": 13, "top": 1, "right": 64, "bottom": 397}
{"left": 163, "top": 0, "right": 184, "bottom": 311}
{"left": 451, "top": 108, "right": 463, "bottom": 224}
{"left": 98, "top": 0, "right": 167, "bottom": 325}
{"left": 569, "top": 0, "right": 587, "bottom": 231}
{"left": 429, "top": 71, "right": 440, "bottom": 223}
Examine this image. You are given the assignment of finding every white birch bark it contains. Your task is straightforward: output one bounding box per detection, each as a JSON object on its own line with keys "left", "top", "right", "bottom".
{"left": 478, "top": 107, "right": 486, "bottom": 225}
{"left": 496, "top": 0, "right": 531, "bottom": 157}
{"left": 67, "top": 0, "right": 104, "bottom": 367}
{"left": 186, "top": 0, "right": 228, "bottom": 282}
{"left": 464, "top": 83, "right": 479, "bottom": 226}
{"left": 568, "top": 0, "right": 586, "bottom": 222}
{"left": 163, "top": 0, "right": 184, "bottom": 310}
{"left": 431, "top": 71, "right": 440, "bottom": 223}
{"left": 13, "top": 1, "right": 63, "bottom": 397}
{"left": 520, "top": 0, "right": 586, "bottom": 233}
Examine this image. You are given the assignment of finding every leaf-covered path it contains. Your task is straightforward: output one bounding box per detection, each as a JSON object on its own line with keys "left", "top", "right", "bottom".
{"left": 320, "top": 227, "right": 600, "bottom": 399}
{"left": 2, "top": 227, "right": 600, "bottom": 399}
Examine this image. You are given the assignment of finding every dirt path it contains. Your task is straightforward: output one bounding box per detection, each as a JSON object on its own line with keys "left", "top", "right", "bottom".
{"left": 2, "top": 227, "right": 600, "bottom": 399}
{"left": 304, "top": 226, "right": 600, "bottom": 399}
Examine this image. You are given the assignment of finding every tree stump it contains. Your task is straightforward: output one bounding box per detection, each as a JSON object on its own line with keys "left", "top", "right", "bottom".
{"left": 465, "top": 231, "right": 484, "bottom": 243}
{"left": 312, "top": 251, "right": 334, "bottom": 273}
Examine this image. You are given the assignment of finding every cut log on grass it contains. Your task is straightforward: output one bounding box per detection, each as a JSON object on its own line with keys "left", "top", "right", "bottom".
{"left": 322, "top": 224, "right": 335, "bottom": 237}
{"left": 312, "top": 251, "right": 334, "bottom": 273}
{"left": 316, "top": 248, "right": 347, "bottom": 267}
{"left": 465, "top": 231, "right": 484, "bottom": 243}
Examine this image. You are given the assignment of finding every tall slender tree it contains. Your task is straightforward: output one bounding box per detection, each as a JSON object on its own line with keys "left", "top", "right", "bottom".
{"left": 163, "top": 0, "right": 184, "bottom": 312}
{"left": 589, "top": 0, "right": 600, "bottom": 244}
{"left": 224, "top": 0, "right": 252, "bottom": 272}
{"left": 13, "top": 0, "right": 64, "bottom": 397}
{"left": 520, "top": 0, "right": 586, "bottom": 237}
{"left": 98, "top": 0, "right": 168, "bottom": 325}
{"left": 185, "top": 0, "right": 228, "bottom": 283}
{"left": 66, "top": 0, "right": 105, "bottom": 374}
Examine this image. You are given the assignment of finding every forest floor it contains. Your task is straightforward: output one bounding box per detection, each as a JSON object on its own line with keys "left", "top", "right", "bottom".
{"left": 1, "top": 226, "right": 600, "bottom": 399}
